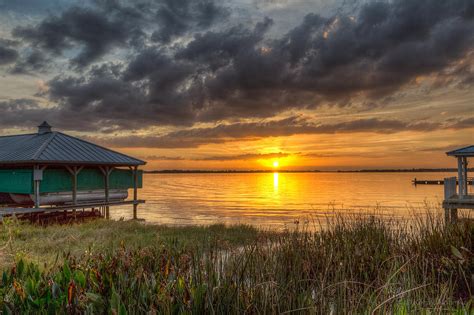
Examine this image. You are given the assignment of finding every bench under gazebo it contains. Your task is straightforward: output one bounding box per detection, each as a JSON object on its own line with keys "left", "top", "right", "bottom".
{"left": 0, "top": 122, "right": 146, "bottom": 221}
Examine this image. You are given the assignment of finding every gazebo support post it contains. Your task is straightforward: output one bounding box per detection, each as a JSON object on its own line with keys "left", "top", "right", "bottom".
{"left": 33, "top": 165, "right": 47, "bottom": 208}
{"left": 133, "top": 166, "right": 138, "bottom": 219}
{"left": 457, "top": 157, "right": 464, "bottom": 199}
{"left": 66, "top": 166, "right": 83, "bottom": 214}
{"left": 457, "top": 156, "right": 469, "bottom": 198}
{"left": 450, "top": 208, "right": 458, "bottom": 222}
{"left": 463, "top": 157, "right": 468, "bottom": 196}
{"left": 100, "top": 166, "right": 113, "bottom": 219}
{"left": 444, "top": 207, "right": 450, "bottom": 223}
{"left": 106, "top": 168, "right": 110, "bottom": 219}
{"left": 33, "top": 165, "right": 40, "bottom": 208}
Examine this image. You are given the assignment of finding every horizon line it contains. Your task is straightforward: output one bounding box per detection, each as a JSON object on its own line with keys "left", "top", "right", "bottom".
{"left": 144, "top": 168, "right": 469, "bottom": 174}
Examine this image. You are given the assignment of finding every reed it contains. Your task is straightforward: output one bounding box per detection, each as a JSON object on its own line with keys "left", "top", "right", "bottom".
{"left": 0, "top": 213, "right": 472, "bottom": 314}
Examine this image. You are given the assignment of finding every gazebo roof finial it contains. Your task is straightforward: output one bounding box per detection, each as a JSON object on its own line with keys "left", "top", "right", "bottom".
{"left": 38, "top": 121, "right": 52, "bottom": 134}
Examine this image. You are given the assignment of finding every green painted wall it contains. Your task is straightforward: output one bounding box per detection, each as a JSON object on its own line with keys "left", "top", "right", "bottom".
{"left": 0, "top": 170, "right": 33, "bottom": 194}
{"left": 0, "top": 168, "right": 143, "bottom": 194}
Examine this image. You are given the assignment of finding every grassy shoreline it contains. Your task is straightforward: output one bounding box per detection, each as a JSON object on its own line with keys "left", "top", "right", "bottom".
{"left": 0, "top": 215, "right": 472, "bottom": 313}
{"left": 0, "top": 220, "right": 267, "bottom": 269}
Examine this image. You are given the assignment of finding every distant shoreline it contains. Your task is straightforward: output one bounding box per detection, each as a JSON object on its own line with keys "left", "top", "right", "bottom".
{"left": 145, "top": 168, "right": 468, "bottom": 174}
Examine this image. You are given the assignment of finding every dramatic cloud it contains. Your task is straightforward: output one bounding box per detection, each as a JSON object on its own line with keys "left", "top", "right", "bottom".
{"left": 0, "top": 0, "right": 76, "bottom": 14}
{"left": 0, "top": 99, "right": 55, "bottom": 127}
{"left": 10, "top": 0, "right": 227, "bottom": 69}
{"left": 93, "top": 116, "right": 474, "bottom": 149}
{"left": 10, "top": 50, "right": 49, "bottom": 74}
{"left": 27, "top": 0, "right": 473, "bottom": 130}
{"left": 0, "top": 97, "right": 142, "bottom": 132}
{"left": 0, "top": 42, "right": 18, "bottom": 65}
{"left": 0, "top": 0, "right": 473, "bottom": 169}
{"left": 12, "top": 2, "right": 147, "bottom": 68}
{"left": 152, "top": 0, "right": 228, "bottom": 43}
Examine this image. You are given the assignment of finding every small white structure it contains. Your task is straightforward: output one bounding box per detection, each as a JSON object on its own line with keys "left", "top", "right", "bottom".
{"left": 443, "top": 145, "right": 473, "bottom": 223}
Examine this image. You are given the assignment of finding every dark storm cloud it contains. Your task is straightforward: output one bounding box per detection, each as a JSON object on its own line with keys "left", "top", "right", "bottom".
{"left": 92, "top": 115, "right": 474, "bottom": 149}
{"left": 3, "top": 0, "right": 473, "bottom": 136}
{"left": 0, "top": 43, "right": 18, "bottom": 65}
{"left": 12, "top": 2, "right": 147, "bottom": 68}
{"left": 0, "top": 0, "right": 76, "bottom": 14}
{"left": 10, "top": 50, "right": 49, "bottom": 74}
{"left": 0, "top": 97, "right": 144, "bottom": 133}
{"left": 265, "top": 1, "right": 474, "bottom": 99}
{"left": 37, "top": 0, "right": 474, "bottom": 130}
{"left": 0, "top": 99, "right": 100, "bottom": 132}
{"left": 10, "top": 0, "right": 226, "bottom": 68}
{"left": 151, "top": 0, "right": 228, "bottom": 43}
{"left": 47, "top": 71, "right": 152, "bottom": 129}
{"left": 201, "top": 0, "right": 474, "bottom": 114}
{"left": 2, "top": 95, "right": 472, "bottom": 147}
{"left": 0, "top": 99, "right": 54, "bottom": 125}
{"left": 176, "top": 16, "right": 274, "bottom": 69}
{"left": 0, "top": 38, "right": 20, "bottom": 47}
{"left": 48, "top": 57, "right": 197, "bottom": 127}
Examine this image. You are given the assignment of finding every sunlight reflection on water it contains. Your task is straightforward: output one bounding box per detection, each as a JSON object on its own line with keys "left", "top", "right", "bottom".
{"left": 110, "top": 172, "right": 455, "bottom": 229}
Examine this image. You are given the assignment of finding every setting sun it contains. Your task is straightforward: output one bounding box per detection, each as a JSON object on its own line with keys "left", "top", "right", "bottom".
{"left": 273, "top": 161, "right": 279, "bottom": 168}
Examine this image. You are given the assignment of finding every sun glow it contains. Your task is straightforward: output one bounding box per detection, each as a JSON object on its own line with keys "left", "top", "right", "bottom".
{"left": 257, "top": 154, "right": 296, "bottom": 169}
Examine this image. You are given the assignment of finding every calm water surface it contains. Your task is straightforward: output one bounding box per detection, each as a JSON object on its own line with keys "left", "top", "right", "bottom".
{"left": 109, "top": 172, "right": 461, "bottom": 229}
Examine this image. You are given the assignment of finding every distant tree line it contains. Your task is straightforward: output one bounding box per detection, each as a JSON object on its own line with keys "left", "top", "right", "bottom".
{"left": 145, "top": 168, "right": 471, "bottom": 174}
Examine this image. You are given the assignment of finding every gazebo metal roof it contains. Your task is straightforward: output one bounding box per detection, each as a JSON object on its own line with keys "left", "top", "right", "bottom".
{"left": 446, "top": 145, "right": 474, "bottom": 157}
{"left": 0, "top": 122, "right": 145, "bottom": 166}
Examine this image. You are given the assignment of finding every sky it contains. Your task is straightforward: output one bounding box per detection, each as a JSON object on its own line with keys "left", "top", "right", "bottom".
{"left": 0, "top": 0, "right": 472, "bottom": 170}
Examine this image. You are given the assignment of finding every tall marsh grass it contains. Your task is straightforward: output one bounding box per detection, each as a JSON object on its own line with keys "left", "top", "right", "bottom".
{"left": 0, "top": 214, "right": 472, "bottom": 314}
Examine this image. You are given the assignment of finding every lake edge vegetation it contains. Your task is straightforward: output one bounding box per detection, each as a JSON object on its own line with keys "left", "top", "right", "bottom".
{"left": 0, "top": 213, "right": 472, "bottom": 314}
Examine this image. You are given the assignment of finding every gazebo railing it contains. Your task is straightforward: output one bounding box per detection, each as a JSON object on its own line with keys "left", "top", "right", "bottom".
{"left": 444, "top": 177, "right": 457, "bottom": 199}
{"left": 468, "top": 177, "right": 474, "bottom": 195}
{"left": 444, "top": 176, "right": 474, "bottom": 199}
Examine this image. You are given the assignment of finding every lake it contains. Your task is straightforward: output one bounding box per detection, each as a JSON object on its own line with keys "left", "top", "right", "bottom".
{"left": 109, "top": 172, "right": 462, "bottom": 229}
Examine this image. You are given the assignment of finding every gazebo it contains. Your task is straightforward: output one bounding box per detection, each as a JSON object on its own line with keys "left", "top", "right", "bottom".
{"left": 0, "top": 122, "right": 146, "bottom": 220}
{"left": 443, "top": 145, "right": 473, "bottom": 222}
